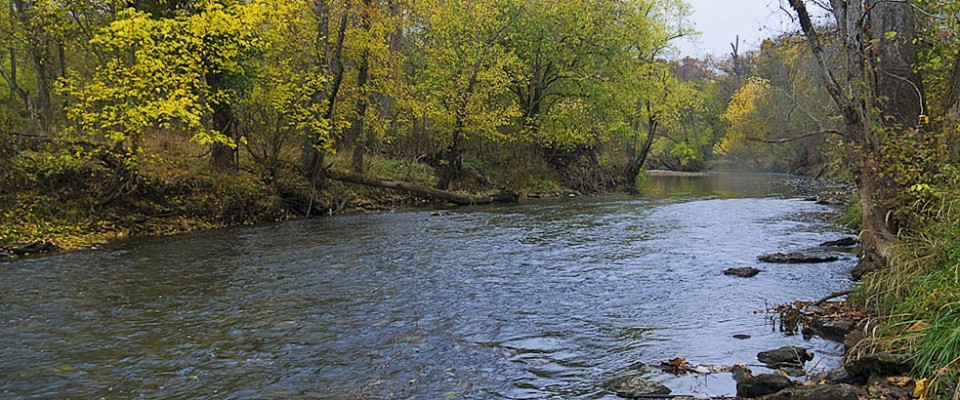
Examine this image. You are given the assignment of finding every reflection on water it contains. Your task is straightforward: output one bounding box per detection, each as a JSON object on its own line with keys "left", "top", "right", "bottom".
{"left": 0, "top": 174, "right": 854, "bottom": 399}
{"left": 640, "top": 173, "right": 815, "bottom": 199}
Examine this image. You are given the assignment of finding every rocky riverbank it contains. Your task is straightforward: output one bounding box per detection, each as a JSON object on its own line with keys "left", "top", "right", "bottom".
{"left": 602, "top": 223, "right": 921, "bottom": 400}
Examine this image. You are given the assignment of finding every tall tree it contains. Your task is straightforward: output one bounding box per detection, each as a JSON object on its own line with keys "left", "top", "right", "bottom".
{"left": 411, "top": 0, "right": 522, "bottom": 189}
{"left": 787, "top": 0, "right": 923, "bottom": 270}
{"left": 868, "top": 0, "right": 923, "bottom": 127}
{"left": 301, "top": 0, "right": 349, "bottom": 182}
{"left": 61, "top": 3, "right": 264, "bottom": 159}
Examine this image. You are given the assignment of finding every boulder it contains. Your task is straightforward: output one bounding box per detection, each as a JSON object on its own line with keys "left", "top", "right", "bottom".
{"left": 724, "top": 267, "right": 761, "bottom": 277}
{"left": 820, "top": 237, "right": 859, "bottom": 247}
{"left": 803, "top": 316, "right": 857, "bottom": 341}
{"left": 758, "top": 346, "right": 814, "bottom": 369}
{"left": 733, "top": 334, "right": 751, "bottom": 340}
{"left": 815, "top": 197, "right": 844, "bottom": 206}
{"left": 865, "top": 375, "right": 915, "bottom": 400}
{"left": 602, "top": 374, "right": 671, "bottom": 398}
{"left": 763, "top": 383, "right": 863, "bottom": 400}
{"left": 7, "top": 241, "right": 61, "bottom": 256}
{"left": 811, "top": 367, "right": 856, "bottom": 385}
{"left": 843, "top": 329, "right": 864, "bottom": 351}
{"left": 844, "top": 352, "right": 913, "bottom": 383}
{"left": 851, "top": 258, "right": 879, "bottom": 281}
{"left": 731, "top": 365, "right": 793, "bottom": 398}
{"left": 759, "top": 253, "right": 839, "bottom": 264}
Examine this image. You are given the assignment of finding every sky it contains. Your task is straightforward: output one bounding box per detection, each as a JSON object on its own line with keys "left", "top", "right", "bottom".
{"left": 675, "top": 0, "right": 799, "bottom": 58}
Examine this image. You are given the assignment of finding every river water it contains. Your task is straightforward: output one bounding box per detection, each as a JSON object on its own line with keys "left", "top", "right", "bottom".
{"left": 0, "top": 174, "right": 855, "bottom": 399}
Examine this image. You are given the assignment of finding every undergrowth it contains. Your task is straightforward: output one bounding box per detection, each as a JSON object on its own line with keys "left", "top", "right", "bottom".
{"left": 853, "top": 163, "right": 960, "bottom": 396}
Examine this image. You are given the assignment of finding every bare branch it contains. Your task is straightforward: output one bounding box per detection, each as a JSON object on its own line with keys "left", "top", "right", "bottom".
{"left": 746, "top": 129, "right": 840, "bottom": 144}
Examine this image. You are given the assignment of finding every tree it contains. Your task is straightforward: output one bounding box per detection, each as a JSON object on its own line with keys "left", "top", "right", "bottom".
{"left": 868, "top": 0, "right": 924, "bottom": 127}
{"left": 410, "top": 0, "right": 522, "bottom": 189}
{"left": 60, "top": 2, "right": 264, "bottom": 164}
{"left": 238, "top": 0, "right": 330, "bottom": 180}
{"left": 5, "top": 0, "right": 67, "bottom": 129}
{"left": 344, "top": 0, "right": 405, "bottom": 172}
{"left": 619, "top": 64, "right": 694, "bottom": 184}
{"left": 714, "top": 77, "right": 774, "bottom": 167}
{"left": 787, "top": 0, "right": 923, "bottom": 270}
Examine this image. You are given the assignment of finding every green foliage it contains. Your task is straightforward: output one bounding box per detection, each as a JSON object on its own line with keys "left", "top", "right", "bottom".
{"left": 410, "top": 0, "right": 522, "bottom": 143}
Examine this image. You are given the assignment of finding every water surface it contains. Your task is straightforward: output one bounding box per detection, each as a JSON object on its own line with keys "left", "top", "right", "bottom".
{"left": 0, "top": 174, "right": 855, "bottom": 399}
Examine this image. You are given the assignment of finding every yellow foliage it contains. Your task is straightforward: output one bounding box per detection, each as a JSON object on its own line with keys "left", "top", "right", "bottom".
{"left": 60, "top": 2, "right": 268, "bottom": 149}
{"left": 714, "top": 77, "right": 773, "bottom": 158}
{"left": 914, "top": 378, "right": 929, "bottom": 400}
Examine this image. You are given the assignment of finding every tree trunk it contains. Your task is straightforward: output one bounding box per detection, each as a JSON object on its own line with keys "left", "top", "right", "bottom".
{"left": 33, "top": 51, "right": 52, "bottom": 127}
{"left": 207, "top": 72, "right": 237, "bottom": 171}
{"left": 437, "top": 128, "right": 463, "bottom": 190}
{"left": 438, "top": 56, "right": 483, "bottom": 190}
{"left": 209, "top": 106, "right": 236, "bottom": 170}
{"left": 730, "top": 35, "right": 742, "bottom": 89}
{"left": 625, "top": 105, "right": 658, "bottom": 187}
{"left": 327, "top": 170, "right": 518, "bottom": 205}
{"left": 867, "top": 0, "right": 923, "bottom": 127}
{"left": 789, "top": 0, "right": 898, "bottom": 272}
{"left": 6, "top": 0, "right": 19, "bottom": 104}
{"left": 13, "top": 0, "right": 53, "bottom": 128}
{"left": 946, "top": 49, "right": 960, "bottom": 118}
{"left": 301, "top": 7, "right": 347, "bottom": 182}
{"left": 349, "top": 52, "right": 371, "bottom": 172}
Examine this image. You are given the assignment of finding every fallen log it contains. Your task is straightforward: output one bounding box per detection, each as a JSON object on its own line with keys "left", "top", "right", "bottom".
{"left": 326, "top": 170, "right": 519, "bottom": 206}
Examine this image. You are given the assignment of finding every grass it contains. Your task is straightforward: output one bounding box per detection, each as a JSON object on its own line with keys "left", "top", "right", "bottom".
{"left": 914, "top": 304, "right": 960, "bottom": 380}
{"left": 852, "top": 176, "right": 960, "bottom": 396}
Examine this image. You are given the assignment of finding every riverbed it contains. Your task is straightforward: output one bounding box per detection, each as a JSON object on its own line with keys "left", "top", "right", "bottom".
{"left": 0, "top": 173, "right": 855, "bottom": 399}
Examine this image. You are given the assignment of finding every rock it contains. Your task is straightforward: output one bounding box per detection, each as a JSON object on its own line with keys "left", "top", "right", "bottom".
{"left": 804, "top": 316, "right": 857, "bottom": 341}
{"left": 866, "top": 375, "right": 915, "bottom": 400}
{"left": 851, "top": 258, "right": 879, "bottom": 280}
{"left": 844, "top": 352, "right": 913, "bottom": 383}
{"left": 731, "top": 366, "right": 793, "bottom": 398}
{"left": 8, "top": 241, "right": 61, "bottom": 256}
{"left": 758, "top": 252, "right": 839, "bottom": 264}
{"left": 815, "top": 197, "right": 844, "bottom": 206}
{"left": 811, "top": 367, "right": 856, "bottom": 385}
{"left": 843, "top": 329, "right": 864, "bottom": 351}
{"left": 733, "top": 334, "right": 751, "bottom": 340}
{"left": 764, "top": 383, "right": 864, "bottom": 400}
{"left": 758, "top": 346, "right": 814, "bottom": 369}
{"left": 802, "top": 196, "right": 818, "bottom": 202}
{"left": 602, "top": 374, "right": 671, "bottom": 398}
{"left": 820, "top": 237, "right": 859, "bottom": 247}
{"left": 724, "top": 267, "right": 761, "bottom": 277}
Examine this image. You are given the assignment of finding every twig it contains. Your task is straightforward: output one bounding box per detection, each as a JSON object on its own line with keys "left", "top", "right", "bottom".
{"left": 812, "top": 290, "right": 851, "bottom": 307}
{"left": 746, "top": 130, "right": 840, "bottom": 144}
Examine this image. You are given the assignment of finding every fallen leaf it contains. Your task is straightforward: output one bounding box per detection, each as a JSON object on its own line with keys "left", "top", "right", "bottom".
{"left": 54, "top": 364, "right": 75, "bottom": 372}
{"left": 886, "top": 376, "right": 913, "bottom": 387}
{"left": 914, "top": 378, "right": 929, "bottom": 400}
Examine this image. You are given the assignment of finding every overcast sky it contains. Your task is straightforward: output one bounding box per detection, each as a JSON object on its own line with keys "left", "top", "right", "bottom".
{"left": 675, "top": 0, "right": 799, "bottom": 58}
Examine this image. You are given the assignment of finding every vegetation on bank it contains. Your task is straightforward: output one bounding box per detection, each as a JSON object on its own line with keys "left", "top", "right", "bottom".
{"left": 0, "top": 0, "right": 840, "bottom": 251}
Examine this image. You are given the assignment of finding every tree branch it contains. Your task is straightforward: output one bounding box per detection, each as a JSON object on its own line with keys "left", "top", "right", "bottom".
{"left": 746, "top": 129, "right": 840, "bottom": 144}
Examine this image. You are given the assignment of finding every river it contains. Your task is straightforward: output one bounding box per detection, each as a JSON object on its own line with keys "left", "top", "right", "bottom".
{"left": 0, "top": 173, "right": 855, "bottom": 399}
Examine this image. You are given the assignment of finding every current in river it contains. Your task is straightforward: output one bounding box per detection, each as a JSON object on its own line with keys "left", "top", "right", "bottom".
{"left": 0, "top": 173, "right": 855, "bottom": 399}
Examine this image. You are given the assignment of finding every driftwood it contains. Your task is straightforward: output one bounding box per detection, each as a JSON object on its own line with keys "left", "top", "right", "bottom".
{"left": 811, "top": 290, "right": 851, "bottom": 307}
{"left": 326, "top": 170, "right": 519, "bottom": 206}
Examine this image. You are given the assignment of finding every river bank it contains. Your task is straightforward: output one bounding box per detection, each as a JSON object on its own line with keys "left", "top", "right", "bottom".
{"left": 0, "top": 151, "right": 529, "bottom": 259}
